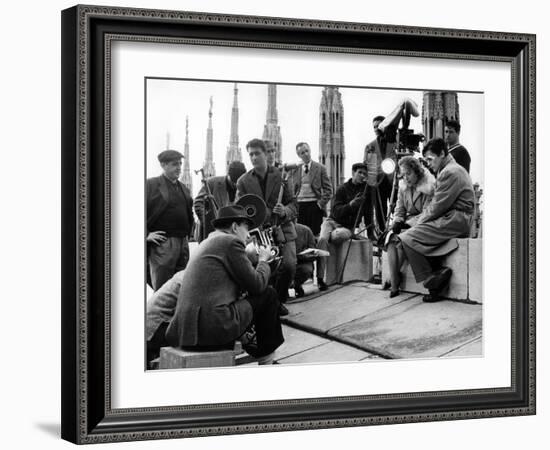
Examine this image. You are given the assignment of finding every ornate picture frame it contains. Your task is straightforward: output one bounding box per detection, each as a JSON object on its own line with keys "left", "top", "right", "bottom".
{"left": 61, "top": 4, "right": 535, "bottom": 444}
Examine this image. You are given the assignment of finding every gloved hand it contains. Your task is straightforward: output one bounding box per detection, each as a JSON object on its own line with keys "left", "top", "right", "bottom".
{"left": 391, "top": 221, "right": 405, "bottom": 233}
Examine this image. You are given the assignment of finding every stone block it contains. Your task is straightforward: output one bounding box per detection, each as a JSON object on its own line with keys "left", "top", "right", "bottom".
{"left": 468, "top": 238, "right": 483, "bottom": 303}
{"left": 159, "top": 342, "right": 242, "bottom": 369}
{"left": 326, "top": 239, "right": 373, "bottom": 285}
{"left": 382, "top": 238, "right": 477, "bottom": 301}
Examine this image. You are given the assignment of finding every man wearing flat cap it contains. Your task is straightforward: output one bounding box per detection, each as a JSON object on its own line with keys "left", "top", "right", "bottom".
{"left": 146, "top": 150, "right": 194, "bottom": 291}
{"left": 165, "top": 205, "right": 284, "bottom": 364}
{"left": 316, "top": 162, "right": 370, "bottom": 289}
{"left": 194, "top": 161, "right": 247, "bottom": 242}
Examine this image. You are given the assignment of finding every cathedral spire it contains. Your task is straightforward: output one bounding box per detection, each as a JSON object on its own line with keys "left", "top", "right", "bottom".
{"left": 319, "top": 86, "right": 345, "bottom": 192}
{"left": 179, "top": 115, "right": 193, "bottom": 192}
{"left": 422, "top": 91, "right": 460, "bottom": 140}
{"left": 226, "top": 83, "right": 242, "bottom": 167}
{"left": 203, "top": 96, "right": 216, "bottom": 178}
{"left": 262, "top": 84, "right": 282, "bottom": 164}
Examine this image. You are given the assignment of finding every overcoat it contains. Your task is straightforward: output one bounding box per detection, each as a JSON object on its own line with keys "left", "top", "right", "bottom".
{"left": 165, "top": 231, "right": 271, "bottom": 347}
{"left": 145, "top": 270, "right": 184, "bottom": 341}
{"left": 194, "top": 175, "right": 233, "bottom": 241}
{"left": 236, "top": 166, "right": 297, "bottom": 241}
{"left": 392, "top": 168, "right": 435, "bottom": 228}
{"left": 399, "top": 155, "right": 474, "bottom": 256}
{"left": 289, "top": 161, "right": 333, "bottom": 212}
{"left": 146, "top": 175, "right": 194, "bottom": 236}
{"left": 194, "top": 176, "right": 233, "bottom": 218}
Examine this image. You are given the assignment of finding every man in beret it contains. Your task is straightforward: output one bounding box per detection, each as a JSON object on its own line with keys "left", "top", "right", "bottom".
{"left": 165, "top": 205, "right": 284, "bottom": 364}
{"left": 316, "top": 162, "right": 370, "bottom": 289}
{"left": 146, "top": 150, "right": 194, "bottom": 291}
{"left": 194, "top": 161, "right": 247, "bottom": 242}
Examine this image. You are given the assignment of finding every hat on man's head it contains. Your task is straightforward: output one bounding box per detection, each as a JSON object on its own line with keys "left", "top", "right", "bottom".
{"left": 158, "top": 149, "right": 184, "bottom": 163}
{"left": 211, "top": 205, "right": 254, "bottom": 228}
{"left": 227, "top": 161, "right": 246, "bottom": 183}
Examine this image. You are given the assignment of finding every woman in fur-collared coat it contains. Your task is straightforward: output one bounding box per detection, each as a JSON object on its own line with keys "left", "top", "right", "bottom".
{"left": 385, "top": 156, "right": 435, "bottom": 297}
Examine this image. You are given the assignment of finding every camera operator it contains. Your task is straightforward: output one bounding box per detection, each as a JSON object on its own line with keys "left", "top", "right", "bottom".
{"left": 363, "top": 115, "right": 397, "bottom": 234}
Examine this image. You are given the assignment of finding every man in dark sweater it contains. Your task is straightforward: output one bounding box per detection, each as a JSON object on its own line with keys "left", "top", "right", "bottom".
{"left": 146, "top": 150, "right": 194, "bottom": 291}
{"left": 445, "top": 119, "right": 471, "bottom": 173}
{"left": 316, "top": 163, "right": 370, "bottom": 289}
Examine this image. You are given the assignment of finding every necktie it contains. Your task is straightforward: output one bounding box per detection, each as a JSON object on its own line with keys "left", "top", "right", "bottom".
{"left": 304, "top": 165, "right": 309, "bottom": 174}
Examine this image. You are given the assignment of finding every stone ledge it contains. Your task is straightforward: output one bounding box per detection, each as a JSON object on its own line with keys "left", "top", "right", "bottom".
{"left": 159, "top": 341, "right": 242, "bottom": 369}
{"left": 326, "top": 239, "right": 373, "bottom": 285}
{"left": 382, "top": 238, "right": 483, "bottom": 303}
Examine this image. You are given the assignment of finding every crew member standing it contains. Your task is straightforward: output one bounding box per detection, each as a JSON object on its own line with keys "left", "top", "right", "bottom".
{"left": 236, "top": 138, "right": 297, "bottom": 315}
{"left": 194, "top": 161, "right": 246, "bottom": 242}
{"left": 363, "top": 115, "right": 397, "bottom": 232}
{"left": 292, "top": 142, "right": 333, "bottom": 236}
{"left": 445, "top": 119, "right": 471, "bottom": 173}
{"left": 146, "top": 150, "right": 194, "bottom": 291}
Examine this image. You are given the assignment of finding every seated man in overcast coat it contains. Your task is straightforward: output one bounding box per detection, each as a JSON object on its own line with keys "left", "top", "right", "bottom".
{"left": 165, "top": 205, "right": 284, "bottom": 364}
{"left": 399, "top": 138, "right": 475, "bottom": 303}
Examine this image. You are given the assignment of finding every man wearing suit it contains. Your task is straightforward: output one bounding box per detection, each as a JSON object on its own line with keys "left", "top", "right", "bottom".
{"left": 291, "top": 142, "right": 333, "bottom": 236}
{"left": 165, "top": 205, "right": 284, "bottom": 364}
{"left": 445, "top": 119, "right": 471, "bottom": 173}
{"left": 363, "top": 115, "right": 398, "bottom": 232}
{"left": 194, "top": 161, "right": 247, "bottom": 242}
{"left": 236, "top": 138, "right": 298, "bottom": 315}
{"left": 146, "top": 150, "right": 194, "bottom": 291}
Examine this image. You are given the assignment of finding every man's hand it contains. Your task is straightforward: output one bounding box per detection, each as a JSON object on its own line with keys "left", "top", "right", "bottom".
{"left": 272, "top": 203, "right": 286, "bottom": 217}
{"left": 147, "top": 231, "right": 167, "bottom": 245}
{"left": 257, "top": 246, "right": 273, "bottom": 263}
{"left": 349, "top": 193, "right": 364, "bottom": 209}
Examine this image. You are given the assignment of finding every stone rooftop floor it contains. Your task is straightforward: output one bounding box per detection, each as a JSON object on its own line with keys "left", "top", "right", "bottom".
{"left": 274, "top": 281, "right": 482, "bottom": 364}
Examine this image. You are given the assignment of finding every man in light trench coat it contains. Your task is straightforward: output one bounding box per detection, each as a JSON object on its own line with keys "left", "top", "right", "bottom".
{"left": 398, "top": 138, "right": 475, "bottom": 303}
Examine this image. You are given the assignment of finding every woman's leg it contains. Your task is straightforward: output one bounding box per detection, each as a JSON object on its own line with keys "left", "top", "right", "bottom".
{"left": 387, "top": 241, "right": 400, "bottom": 292}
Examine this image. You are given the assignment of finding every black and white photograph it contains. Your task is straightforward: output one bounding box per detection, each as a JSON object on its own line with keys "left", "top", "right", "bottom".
{"left": 145, "top": 79, "right": 484, "bottom": 370}
{"left": 54, "top": 1, "right": 538, "bottom": 446}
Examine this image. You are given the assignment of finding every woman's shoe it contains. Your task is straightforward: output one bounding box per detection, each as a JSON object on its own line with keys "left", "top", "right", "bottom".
{"left": 382, "top": 281, "right": 391, "bottom": 290}
{"left": 389, "top": 290, "right": 400, "bottom": 298}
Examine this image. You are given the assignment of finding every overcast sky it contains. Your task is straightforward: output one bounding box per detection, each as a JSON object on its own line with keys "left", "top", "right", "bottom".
{"left": 146, "top": 79, "right": 484, "bottom": 197}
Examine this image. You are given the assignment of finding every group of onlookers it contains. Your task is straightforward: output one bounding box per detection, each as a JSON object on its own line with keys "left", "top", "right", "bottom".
{"left": 145, "top": 116, "right": 474, "bottom": 366}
